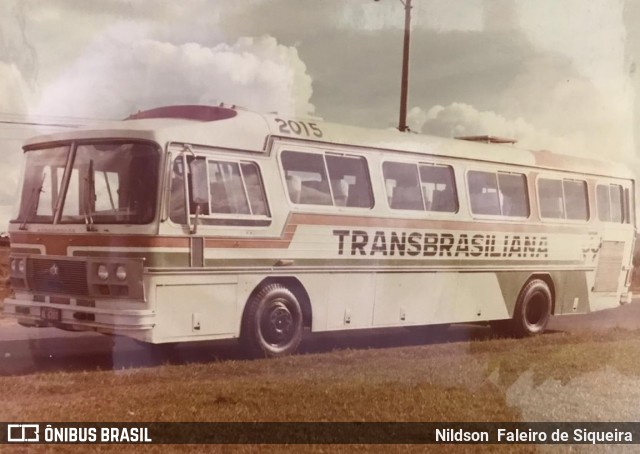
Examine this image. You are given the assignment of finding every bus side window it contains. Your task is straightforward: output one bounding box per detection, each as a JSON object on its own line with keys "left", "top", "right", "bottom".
{"left": 467, "top": 171, "right": 500, "bottom": 216}
{"left": 179, "top": 157, "right": 270, "bottom": 223}
{"left": 286, "top": 174, "right": 301, "bottom": 203}
{"left": 383, "top": 161, "right": 423, "bottom": 210}
{"left": 326, "top": 154, "right": 373, "bottom": 208}
{"left": 419, "top": 164, "right": 457, "bottom": 213}
{"left": 538, "top": 177, "right": 588, "bottom": 221}
{"left": 498, "top": 172, "right": 529, "bottom": 217}
{"left": 538, "top": 178, "right": 564, "bottom": 219}
{"left": 281, "top": 151, "right": 332, "bottom": 206}
{"left": 241, "top": 162, "right": 270, "bottom": 216}
{"left": 330, "top": 179, "right": 348, "bottom": 206}
{"left": 563, "top": 180, "right": 589, "bottom": 220}
{"left": 208, "top": 161, "right": 250, "bottom": 215}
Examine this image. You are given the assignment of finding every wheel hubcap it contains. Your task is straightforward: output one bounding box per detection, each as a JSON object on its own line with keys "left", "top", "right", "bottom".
{"left": 261, "top": 301, "right": 293, "bottom": 345}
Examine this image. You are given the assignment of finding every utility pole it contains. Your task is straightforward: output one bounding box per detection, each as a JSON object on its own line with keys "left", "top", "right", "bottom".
{"left": 398, "top": 0, "right": 412, "bottom": 132}
{"left": 375, "top": 0, "right": 412, "bottom": 131}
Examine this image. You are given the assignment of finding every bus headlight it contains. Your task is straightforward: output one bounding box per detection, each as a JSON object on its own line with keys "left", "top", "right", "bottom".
{"left": 10, "top": 259, "right": 17, "bottom": 273}
{"left": 18, "top": 259, "right": 25, "bottom": 274}
{"left": 115, "top": 265, "right": 127, "bottom": 281}
{"left": 97, "top": 264, "right": 109, "bottom": 280}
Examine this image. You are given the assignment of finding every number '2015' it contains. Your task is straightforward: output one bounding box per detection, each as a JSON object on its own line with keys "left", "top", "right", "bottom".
{"left": 275, "top": 118, "right": 323, "bottom": 138}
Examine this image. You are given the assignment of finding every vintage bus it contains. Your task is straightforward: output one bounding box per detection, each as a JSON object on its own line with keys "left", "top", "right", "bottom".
{"left": 4, "top": 105, "right": 636, "bottom": 357}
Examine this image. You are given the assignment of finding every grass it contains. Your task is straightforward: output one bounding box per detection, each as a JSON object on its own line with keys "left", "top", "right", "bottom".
{"left": 2, "top": 329, "right": 640, "bottom": 452}
{"left": 2, "top": 244, "right": 640, "bottom": 452}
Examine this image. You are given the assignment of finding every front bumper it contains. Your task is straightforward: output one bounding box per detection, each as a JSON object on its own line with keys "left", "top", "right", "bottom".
{"left": 3, "top": 296, "right": 155, "bottom": 333}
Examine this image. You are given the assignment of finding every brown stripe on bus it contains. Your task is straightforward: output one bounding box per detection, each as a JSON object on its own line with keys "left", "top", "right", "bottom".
{"left": 9, "top": 232, "right": 190, "bottom": 256}
{"left": 10, "top": 210, "right": 592, "bottom": 257}
{"left": 289, "top": 213, "right": 589, "bottom": 234}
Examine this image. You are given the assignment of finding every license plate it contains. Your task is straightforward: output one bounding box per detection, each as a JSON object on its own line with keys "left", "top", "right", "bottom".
{"left": 40, "top": 307, "right": 61, "bottom": 322}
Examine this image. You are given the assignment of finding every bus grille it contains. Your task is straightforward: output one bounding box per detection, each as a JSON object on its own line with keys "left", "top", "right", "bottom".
{"left": 28, "top": 258, "right": 89, "bottom": 297}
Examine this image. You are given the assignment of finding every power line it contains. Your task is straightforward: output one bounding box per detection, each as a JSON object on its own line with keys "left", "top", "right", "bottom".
{"left": 0, "top": 119, "right": 80, "bottom": 128}
{"left": 0, "top": 111, "right": 115, "bottom": 123}
{"left": 0, "top": 124, "right": 68, "bottom": 130}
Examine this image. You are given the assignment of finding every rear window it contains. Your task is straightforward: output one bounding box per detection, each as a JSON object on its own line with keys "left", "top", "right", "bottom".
{"left": 597, "top": 184, "right": 625, "bottom": 223}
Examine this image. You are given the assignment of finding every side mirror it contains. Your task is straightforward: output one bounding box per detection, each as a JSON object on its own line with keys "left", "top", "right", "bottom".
{"left": 189, "top": 158, "right": 209, "bottom": 204}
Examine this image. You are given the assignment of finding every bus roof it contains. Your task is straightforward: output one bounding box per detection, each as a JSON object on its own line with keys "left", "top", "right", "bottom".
{"left": 23, "top": 105, "right": 633, "bottom": 179}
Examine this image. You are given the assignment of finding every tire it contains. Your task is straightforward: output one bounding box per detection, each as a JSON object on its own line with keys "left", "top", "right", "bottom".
{"left": 511, "top": 279, "right": 552, "bottom": 337}
{"left": 241, "top": 283, "right": 303, "bottom": 358}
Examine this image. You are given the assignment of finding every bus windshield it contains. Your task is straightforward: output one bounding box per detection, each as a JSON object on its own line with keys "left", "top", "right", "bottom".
{"left": 15, "top": 141, "right": 160, "bottom": 225}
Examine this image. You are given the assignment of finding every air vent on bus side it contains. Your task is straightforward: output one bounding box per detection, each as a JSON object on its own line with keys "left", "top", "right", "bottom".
{"left": 455, "top": 135, "right": 517, "bottom": 144}
{"left": 126, "top": 105, "right": 238, "bottom": 122}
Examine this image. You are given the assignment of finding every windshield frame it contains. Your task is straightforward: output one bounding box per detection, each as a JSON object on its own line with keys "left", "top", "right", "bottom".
{"left": 12, "top": 139, "right": 162, "bottom": 227}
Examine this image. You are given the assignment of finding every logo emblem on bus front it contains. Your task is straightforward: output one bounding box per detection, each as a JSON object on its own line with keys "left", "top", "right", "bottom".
{"left": 49, "top": 263, "right": 59, "bottom": 277}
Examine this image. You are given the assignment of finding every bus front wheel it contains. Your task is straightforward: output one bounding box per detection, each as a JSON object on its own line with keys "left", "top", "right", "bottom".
{"left": 511, "top": 279, "right": 552, "bottom": 337}
{"left": 241, "top": 283, "right": 303, "bottom": 358}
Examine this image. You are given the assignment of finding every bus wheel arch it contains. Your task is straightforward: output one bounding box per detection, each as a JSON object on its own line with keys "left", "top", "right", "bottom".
{"left": 240, "top": 277, "right": 311, "bottom": 358}
{"left": 511, "top": 277, "right": 553, "bottom": 337}
{"left": 528, "top": 273, "right": 556, "bottom": 315}
{"left": 248, "top": 277, "right": 312, "bottom": 328}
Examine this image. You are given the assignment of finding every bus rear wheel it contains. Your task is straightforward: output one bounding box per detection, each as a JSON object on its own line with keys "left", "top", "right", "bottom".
{"left": 511, "top": 279, "right": 552, "bottom": 337}
{"left": 241, "top": 283, "right": 303, "bottom": 358}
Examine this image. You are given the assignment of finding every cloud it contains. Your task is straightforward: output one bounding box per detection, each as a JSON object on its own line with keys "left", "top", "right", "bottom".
{"left": 0, "top": 136, "right": 26, "bottom": 229}
{"left": 0, "top": 1, "right": 40, "bottom": 229}
{"left": 0, "top": 0, "right": 38, "bottom": 87}
{"left": 338, "top": 0, "right": 484, "bottom": 32}
{"left": 412, "top": 102, "right": 597, "bottom": 158}
{"left": 406, "top": 106, "right": 428, "bottom": 133}
{"left": 0, "top": 62, "right": 32, "bottom": 114}
{"left": 408, "top": 53, "right": 634, "bottom": 160}
{"left": 498, "top": 55, "right": 633, "bottom": 145}
{"left": 421, "top": 102, "right": 538, "bottom": 140}
{"left": 34, "top": 25, "right": 314, "bottom": 119}
{"left": 1, "top": 1, "right": 637, "bottom": 230}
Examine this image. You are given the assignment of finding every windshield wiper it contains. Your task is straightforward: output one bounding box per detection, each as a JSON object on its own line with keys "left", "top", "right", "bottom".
{"left": 83, "top": 159, "right": 97, "bottom": 231}
{"left": 19, "top": 173, "right": 46, "bottom": 230}
{"left": 103, "top": 171, "right": 116, "bottom": 211}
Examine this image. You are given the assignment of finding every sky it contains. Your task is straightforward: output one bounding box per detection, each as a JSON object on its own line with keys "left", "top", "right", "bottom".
{"left": 1, "top": 0, "right": 639, "bottom": 230}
